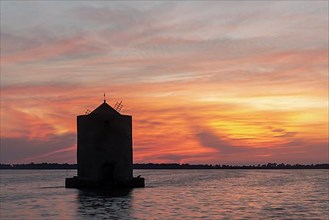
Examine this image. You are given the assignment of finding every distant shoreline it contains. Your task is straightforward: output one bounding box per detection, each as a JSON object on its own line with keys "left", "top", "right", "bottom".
{"left": 1, "top": 163, "right": 328, "bottom": 169}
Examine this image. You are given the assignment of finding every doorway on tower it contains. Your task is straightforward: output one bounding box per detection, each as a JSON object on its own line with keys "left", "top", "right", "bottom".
{"left": 102, "top": 162, "right": 115, "bottom": 184}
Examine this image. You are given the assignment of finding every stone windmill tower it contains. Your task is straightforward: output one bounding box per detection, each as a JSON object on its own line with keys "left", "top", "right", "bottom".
{"left": 66, "top": 95, "right": 144, "bottom": 188}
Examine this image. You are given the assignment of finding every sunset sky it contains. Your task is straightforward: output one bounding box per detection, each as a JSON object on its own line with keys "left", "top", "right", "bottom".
{"left": 1, "top": 1, "right": 328, "bottom": 165}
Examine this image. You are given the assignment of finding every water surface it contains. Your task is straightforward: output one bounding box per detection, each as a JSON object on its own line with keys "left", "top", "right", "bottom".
{"left": 1, "top": 169, "right": 328, "bottom": 219}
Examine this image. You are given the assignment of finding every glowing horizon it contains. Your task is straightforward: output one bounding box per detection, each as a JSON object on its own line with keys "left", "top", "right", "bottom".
{"left": 1, "top": 1, "right": 328, "bottom": 164}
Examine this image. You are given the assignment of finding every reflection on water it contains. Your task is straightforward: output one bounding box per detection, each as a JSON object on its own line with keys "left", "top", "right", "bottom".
{"left": 77, "top": 189, "right": 132, "bottom": 219}
{"left": 1, "top": 169, "right": 328, "bottom": 219}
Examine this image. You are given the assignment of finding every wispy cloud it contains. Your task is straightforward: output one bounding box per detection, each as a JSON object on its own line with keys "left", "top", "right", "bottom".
{"left": 1, "top": 1, "right": 328, "bottom": 164}
{"left": 0, "top": 133, "right": 75, "bottom": 163}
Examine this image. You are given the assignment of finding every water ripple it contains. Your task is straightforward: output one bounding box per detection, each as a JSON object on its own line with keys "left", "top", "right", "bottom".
{"left": 0, "top": 169, "right": 328, "bottom": 219}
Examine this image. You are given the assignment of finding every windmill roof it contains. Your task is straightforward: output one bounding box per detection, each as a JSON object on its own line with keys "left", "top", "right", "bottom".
{"left": 90, "top": 101, "right": 120, "bottom": 116}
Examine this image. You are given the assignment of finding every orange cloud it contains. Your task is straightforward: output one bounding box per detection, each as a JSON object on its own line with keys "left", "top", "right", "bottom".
{"left": 1, "top": 1, "right": 327, "bottom": 164}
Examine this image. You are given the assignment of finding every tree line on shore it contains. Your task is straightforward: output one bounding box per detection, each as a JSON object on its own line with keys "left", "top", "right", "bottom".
{"left": 0, "top": 162, "right": 328, "bottom": 169}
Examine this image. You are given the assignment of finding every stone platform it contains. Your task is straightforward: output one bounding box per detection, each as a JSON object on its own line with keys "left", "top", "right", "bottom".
{"left": 65, "top": 176, "right": 145, "bottom": 189}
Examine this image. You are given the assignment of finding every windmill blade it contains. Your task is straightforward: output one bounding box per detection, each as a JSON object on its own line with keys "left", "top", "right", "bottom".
{"left": 114, "top": 101, "right": 123, "bottom": 112}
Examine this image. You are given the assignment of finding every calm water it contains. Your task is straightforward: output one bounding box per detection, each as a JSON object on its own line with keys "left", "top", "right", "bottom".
{"left": 0, "top": 169, "right": 328, "bottom": 219}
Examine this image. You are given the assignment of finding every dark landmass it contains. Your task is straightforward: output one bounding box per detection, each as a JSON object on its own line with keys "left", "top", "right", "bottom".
{"left": 0, "top": 163, "right": 77, "bottom": 169}
{"left": 134, "top": 163, "right": 329, "bottom": 169}
{"left": 0, "top": 163, "right": 328, "bottom": 169}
